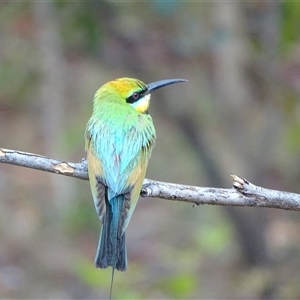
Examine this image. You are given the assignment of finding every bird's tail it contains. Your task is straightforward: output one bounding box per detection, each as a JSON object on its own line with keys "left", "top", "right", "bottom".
{"left": 95, "top": 194, "right": 127, "bottom": 271}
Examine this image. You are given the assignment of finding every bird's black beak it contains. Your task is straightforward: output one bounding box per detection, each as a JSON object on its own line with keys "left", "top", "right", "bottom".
{"left": 146, "top": 79, "right": 188, "bottom": 94}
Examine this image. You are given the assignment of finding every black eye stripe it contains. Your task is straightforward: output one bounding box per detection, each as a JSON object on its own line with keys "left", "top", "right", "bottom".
{"left": 126, "top": 92, "right": 140, "bottom": 104}
{"left": 126, "top": 89, "right": 147, "bottom": 104}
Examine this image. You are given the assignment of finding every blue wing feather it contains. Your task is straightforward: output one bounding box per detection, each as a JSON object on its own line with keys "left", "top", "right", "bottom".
{"left": 87, "top": 110, "right": 155, "bottom": 199}
{"left": 86, "top": 103, "right": 155, "bottom": 271}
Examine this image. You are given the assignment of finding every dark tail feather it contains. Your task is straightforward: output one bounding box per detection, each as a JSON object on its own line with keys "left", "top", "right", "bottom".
{"left": 94, "top": 195, "right": 128, "bottom": 271}
{"left": 95, "top": 230, "right": 127, "bottom": 270}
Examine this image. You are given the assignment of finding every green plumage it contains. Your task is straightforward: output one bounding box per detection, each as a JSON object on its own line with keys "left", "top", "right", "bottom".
{"left": 85, "top": 78, "right": 156, "bottom": 271}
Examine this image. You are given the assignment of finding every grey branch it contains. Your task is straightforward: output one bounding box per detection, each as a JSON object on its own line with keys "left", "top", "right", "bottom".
{"left": 1, "top": 147, "right": 300, "bottom": 212}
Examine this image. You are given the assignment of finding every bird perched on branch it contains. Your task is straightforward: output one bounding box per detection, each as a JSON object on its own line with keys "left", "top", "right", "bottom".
{"left": 85, "top": 77, "right": 187, "bottom": 297}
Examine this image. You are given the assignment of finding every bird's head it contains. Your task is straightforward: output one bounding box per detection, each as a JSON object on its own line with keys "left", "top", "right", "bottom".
{"left": 95, "top": 77, "right": 188, "bottom": 114}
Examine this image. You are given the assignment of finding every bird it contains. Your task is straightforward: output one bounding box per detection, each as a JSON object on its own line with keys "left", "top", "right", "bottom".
{"left": 85, "top": 77, "right": 187, "bottom": 297}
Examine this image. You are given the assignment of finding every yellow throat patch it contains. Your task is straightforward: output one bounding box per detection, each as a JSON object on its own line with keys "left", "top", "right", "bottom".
{"left": 131, "top": 94, "right": 151, "bottom": 113}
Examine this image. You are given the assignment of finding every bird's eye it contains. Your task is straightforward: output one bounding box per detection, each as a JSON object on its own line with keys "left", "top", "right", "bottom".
{"left": 132, "top": 92, "right": 139, "bottom": 100}
{"left": 126, "top": 91, "right": 141, "bottom": 104}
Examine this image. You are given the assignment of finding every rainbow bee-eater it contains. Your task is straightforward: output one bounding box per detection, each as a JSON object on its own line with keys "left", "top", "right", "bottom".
{"left": 85, "top": 77, "right": 187, "bottom": 295}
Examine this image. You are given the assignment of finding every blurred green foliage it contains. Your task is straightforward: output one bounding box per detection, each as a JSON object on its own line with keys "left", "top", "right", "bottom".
{"left": 282, "top": 1, "right": 300, "bottom": 51}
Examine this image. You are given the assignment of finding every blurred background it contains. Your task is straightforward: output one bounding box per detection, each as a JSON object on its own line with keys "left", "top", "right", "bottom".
{"left": 1, "top": 1, "right": 300, "bottom": 299}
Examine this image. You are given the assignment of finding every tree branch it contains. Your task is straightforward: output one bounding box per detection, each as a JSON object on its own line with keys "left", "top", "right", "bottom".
{"left": 0, "top": 148, "right": 88, "bottom": 180}
{"left": 1, "top": 147, "right": 300, "bottom": 212}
